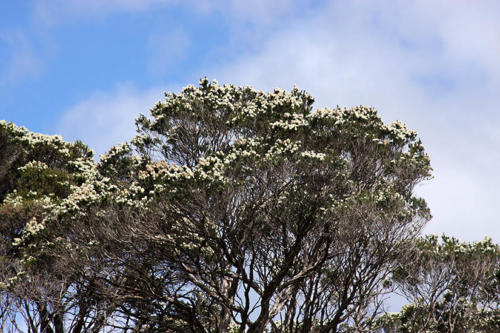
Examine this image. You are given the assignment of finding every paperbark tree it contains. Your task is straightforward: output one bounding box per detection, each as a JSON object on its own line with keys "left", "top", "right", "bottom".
{"left": 376, "top": 235, "right": 500, "bottom": 333}
{"left": 1, "top": 80, "right": 433, "bottom": 332}
{"left": 45, "top": 79, "right": 432, "bottom": 332}
{"left": 0, "top": 121, "right": 102, "bottom": 333}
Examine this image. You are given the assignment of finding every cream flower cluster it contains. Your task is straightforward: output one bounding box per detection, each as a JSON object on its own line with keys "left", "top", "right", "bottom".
{"left": 271, "top": 113, "right": 307, "bottom": 131}
{"left": 12, "top": 217, "right": 45, "bottom": 247}
{"left": 17, "top": 160, "right": 49, "bottom": 172}
{"left": 146, "top": 79, "right": 312, "bottom": 126}
{"left": 264, "top": 139, "right": 301, "bottom": 161}
{"left": 300, "top": 150, "right": 326, "bottom": 161}
{"left": 384, "top": 120, "right": 418, "bottom": 142}
{"left": 0, "top": 120, "right": 85, "bottom": 158}
{"left": 139, "top": 161, "right": 194, "bottom": 181}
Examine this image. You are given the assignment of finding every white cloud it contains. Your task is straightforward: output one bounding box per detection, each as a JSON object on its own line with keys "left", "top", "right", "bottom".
{"left": 58, "top": 83, "right": 173, "bottom": 158}
{"left": 205, "top": 1, "right": 500, "bottom": 241}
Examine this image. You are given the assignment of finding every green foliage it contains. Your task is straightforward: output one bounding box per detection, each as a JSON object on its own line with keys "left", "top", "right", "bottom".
{"left": 0, "top": 120, "right": 92, "bottom": 201}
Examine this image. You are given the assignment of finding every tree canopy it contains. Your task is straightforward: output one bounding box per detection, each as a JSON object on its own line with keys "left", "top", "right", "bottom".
{"left": 0, "top": 80, "right": 496, "bottom": 333}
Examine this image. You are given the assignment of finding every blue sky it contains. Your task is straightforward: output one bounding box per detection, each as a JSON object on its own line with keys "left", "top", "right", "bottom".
{"left": 1, "top": 0, "right": 500, "bottom": 242}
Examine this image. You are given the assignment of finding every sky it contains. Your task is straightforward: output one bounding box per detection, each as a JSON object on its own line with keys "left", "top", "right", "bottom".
{"left": 1, "top": 0, "right": 500, "bottom": 242}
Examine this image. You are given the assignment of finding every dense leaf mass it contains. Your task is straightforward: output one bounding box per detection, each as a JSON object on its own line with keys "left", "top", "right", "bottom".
{"left": 0, "top": 80, "right": 495, "bottom": 333}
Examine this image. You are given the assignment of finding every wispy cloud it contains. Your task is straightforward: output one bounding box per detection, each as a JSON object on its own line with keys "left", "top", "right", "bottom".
{"left": 0, "top": 30, "right": 43, "bottom": 86}
{"left": 195, "top": 0, "right": 297, "bottom": 25}
{"left": 148, "top": 29, "right": 191, "bottom": 78}
{"left": 32, "top": 0, "right": 298, "bottom": 27}
{"left": 58, "top": 83, "right": 174, "bottom": 158}
{"left": 33, "top": 0, "right": 175, "bottom": 26}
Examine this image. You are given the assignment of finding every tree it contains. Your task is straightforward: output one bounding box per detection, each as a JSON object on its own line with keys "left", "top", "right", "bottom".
{"left": 32, "top": 79, "right": 431, "bottom": 332}
{"left": 376, "top": 235, "right": 500, "bottom": 333}
{"left": 0, "top": 120, "right": 106, "bottom": 333}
